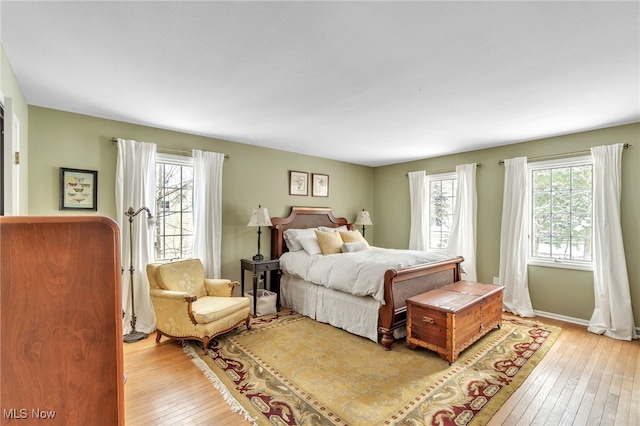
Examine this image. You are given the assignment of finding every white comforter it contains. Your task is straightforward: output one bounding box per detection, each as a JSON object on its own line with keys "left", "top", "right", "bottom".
{"left": 279, "top": 248, "right": 453, "bottom": 304}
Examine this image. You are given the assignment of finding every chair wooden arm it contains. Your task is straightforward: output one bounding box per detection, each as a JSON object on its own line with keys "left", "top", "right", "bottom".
{"left": 185, "top": 296, "right": 197, "bottom": 325}
{"left": 150, "top": 288, "right": 199, "bottom": 325}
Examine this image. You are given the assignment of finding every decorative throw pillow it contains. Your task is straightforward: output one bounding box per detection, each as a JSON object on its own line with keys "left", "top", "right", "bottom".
{"left": 298, "top": 237, "right": 322, "bottom": 255}
{"left": 315, "top": 230, "right": 344, "bottom": 255}
{"left": 341, "top": 242, "right": 369, "bottom": 253}
{"left": 339, "top": 229, "right": 371, "bottom": 250}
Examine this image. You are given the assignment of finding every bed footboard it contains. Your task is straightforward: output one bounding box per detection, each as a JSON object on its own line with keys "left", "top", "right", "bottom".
{"left": 378, "top": 256, "right": 464, "bottom": 350}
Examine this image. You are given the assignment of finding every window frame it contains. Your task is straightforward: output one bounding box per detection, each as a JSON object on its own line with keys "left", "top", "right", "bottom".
{"left": 527, "top": 155, "right": 594, "bottom": 272}
{"left": 426, "top": 171, "right": 457, "bottom": 252}
{"left": 155, "top": 153, "right": 194, "bottom": 262}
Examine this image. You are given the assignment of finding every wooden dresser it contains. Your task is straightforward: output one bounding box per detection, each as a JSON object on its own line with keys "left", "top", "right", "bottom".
{"left": 0, "top": 217, "right": 124, "bottom": 425}
{"left": 406, "top": 281, "right": 503, "bottom": 364}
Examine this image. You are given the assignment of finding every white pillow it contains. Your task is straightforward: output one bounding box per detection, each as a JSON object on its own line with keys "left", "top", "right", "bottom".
{"left": 298, "top": 237, "right": 322, "bottom": 255}
{"left": 341, "top": 242, "right": 369, "bottom": 253}
{"left": 317, "top": 225, "right": 349, "bottom": 233}
{"left": 283, "top": 228, "right": 319, "bottom": 251}
{"left": 283, "top": 229, "right": 303, "bottom": 251}
{"left": 293, "top": 229, "right": 318, "bottom": 248}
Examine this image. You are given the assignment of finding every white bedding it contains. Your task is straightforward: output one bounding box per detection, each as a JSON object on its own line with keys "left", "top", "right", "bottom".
{"left": 280, "top": 274, "right": 381, "bottom": 341}
{"left": 279, "top": 248, "right": 453, "bottom": 304}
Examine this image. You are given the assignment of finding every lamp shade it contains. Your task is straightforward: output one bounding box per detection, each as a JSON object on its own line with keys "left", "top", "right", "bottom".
{"left": 247, "top": 205, "right": 273, "bottom": 227}
{"left": 354, "top": 210, "right": 372, "bottom": 226}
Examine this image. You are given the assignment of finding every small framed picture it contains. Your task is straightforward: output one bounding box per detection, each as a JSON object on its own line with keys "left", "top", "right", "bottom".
{"left": 59, "top": 168, "right": 98, "bottom": 211}
{"left": 289, "top": 170, "right": 308, "bottom": 196}
{"left": 312, "top": 173, "right": 329, "bottom": 197}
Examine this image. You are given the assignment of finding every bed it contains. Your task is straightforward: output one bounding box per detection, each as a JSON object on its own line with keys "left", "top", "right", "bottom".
{"left": 270, "top": 206, "right": 464, "bottom": 350}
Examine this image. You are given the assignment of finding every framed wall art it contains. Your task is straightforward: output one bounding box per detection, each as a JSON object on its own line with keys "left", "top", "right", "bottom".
{"left": 289, "top": 170, "right": 308, "bottom": 196}
{"left": 312, "top": 173, "right": 329, "bottom": 197}
{"left": 59, "top": 168, "right": 98, "bottom": 211}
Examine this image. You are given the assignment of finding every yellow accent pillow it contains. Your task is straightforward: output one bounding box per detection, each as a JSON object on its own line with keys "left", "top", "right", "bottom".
{"left": 314, "top": 230, "right": 344, "bottom": 255}
{"left": 339, "top": 230, "right": 371, "bottom": 250}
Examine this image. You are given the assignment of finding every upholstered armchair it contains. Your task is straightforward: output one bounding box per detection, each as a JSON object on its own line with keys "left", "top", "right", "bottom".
{"left": 147, "top": 258, "right": 251, "bottom": 354}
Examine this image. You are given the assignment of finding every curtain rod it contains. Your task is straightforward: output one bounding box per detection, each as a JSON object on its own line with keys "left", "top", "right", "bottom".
{"left": 497, "top": 143, "right": 631, "bottom": 165}
{"left": 406, "top": 163, "right": 481, "bottom": 177}
{"left": 109, "top": 138, "right": 230, "bottom": 159}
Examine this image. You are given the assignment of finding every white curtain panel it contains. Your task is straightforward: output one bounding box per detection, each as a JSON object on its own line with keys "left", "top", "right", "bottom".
{"left": 192, "top": 150, "right": 225, "bottom": 278}
{"left": 408, "top": 170, "right": 427, "bottom": 250}
{"left": 588, "top": 143, "right": 637, "bottom": 340}
{"left": 116, "top": 139, "right": 157, "bottom": 335}
{"left": 498, "top": 157, "right": 534, "bottom": 317}
{"left": 446, "top": 163, "right": 477, "bottom": 281}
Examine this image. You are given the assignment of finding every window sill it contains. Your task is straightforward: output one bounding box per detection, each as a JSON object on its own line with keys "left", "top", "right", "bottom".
{"left": 528, "top": 259, "right": 593, "bottom": 272}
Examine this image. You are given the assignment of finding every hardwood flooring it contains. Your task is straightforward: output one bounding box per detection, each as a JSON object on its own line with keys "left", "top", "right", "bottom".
{"left": 487, "top": 317, "right": 640, "bottom": 426}
{"left": 123, "top": 317, "right": 640, "bottom": 425}
{"left": 123, "top": 335, "right": 252, "bottom": 426}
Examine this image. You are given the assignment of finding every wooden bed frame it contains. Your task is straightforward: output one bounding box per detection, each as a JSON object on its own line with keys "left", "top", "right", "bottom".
{"left": 270, "top": 206, "right": 464, "bottom": 350}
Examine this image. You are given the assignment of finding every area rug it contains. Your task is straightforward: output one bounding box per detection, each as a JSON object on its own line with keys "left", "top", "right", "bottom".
{"left": 184, "top": 311, "right": 560, "bottom": 426}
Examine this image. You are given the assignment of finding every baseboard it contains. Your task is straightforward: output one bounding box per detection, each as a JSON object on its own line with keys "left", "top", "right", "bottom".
{"left": 533, "top": 309, "right": 640, "bottom": 336}
{"left": 533, "top": 309, "right": 590, "bottom": 327}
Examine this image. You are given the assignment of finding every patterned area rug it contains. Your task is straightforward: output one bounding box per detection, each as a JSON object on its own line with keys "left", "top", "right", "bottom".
{"left": 184, "top": 311, "right": 560, "bottom": 426}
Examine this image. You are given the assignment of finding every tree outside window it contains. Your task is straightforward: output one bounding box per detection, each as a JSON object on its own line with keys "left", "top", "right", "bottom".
{"left": 155, "top": 159, "right": 193, "bottom": 261}
{"left": 530, "top": 158, "right": 592, "bottom": 267}
{"left": 428, "top": 174, "right": 457, "bottom": 250}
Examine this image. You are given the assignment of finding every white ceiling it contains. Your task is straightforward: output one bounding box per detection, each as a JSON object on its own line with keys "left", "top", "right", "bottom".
{"left": 2, "top": 1, "right": 639, "bottom": 167}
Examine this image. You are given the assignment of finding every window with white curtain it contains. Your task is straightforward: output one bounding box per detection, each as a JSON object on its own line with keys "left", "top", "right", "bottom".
{"left": 528, "top": 156, "right": 593, "bottom": 270}
{"left": 155, "top": 153, "right": 193, "bottom": 261}
{"left": 427, "top": 172, "right": 457, "bottom": 251}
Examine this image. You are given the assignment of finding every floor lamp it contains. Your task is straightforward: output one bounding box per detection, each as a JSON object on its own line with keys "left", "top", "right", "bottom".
{"left": 123, "top": 206, "right": 154, "bottom": 343}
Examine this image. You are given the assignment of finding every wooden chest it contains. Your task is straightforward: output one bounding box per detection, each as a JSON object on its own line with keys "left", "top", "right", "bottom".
{"left": 406, "top": 281, "right": 503, "bottom": 364}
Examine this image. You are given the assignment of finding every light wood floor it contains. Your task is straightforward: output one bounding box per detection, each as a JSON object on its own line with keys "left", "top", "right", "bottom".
{"left": 123, "top": 317, "right": 640, "bottom": 425}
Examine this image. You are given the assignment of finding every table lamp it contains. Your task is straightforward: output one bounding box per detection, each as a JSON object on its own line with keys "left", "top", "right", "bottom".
{"left": 247, "top": 205, "right": 272, "bottom": 261}
{"left": 354, "top": 209, "right": 372, "bottom": 238}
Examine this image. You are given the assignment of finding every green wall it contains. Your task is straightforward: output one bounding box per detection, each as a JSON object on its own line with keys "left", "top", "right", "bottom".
{"left": 27, "top": 106, "right": 374, "bottom": 283}
{"left": 21, "top": 102, "right": 640, "bottom": 329}
{"left": 374, "top": 123, "right": 640, "bottom": 327}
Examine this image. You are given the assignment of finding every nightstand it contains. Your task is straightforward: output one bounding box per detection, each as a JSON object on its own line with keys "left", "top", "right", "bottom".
{"left": 240, "top": 258, "right": 281, "bottom": 317}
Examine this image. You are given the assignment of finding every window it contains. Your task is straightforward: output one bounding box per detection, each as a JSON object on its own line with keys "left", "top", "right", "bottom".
{"left": 155, "top": 154, "right": 193, "bottom": 261}
{"left": 529, "top": 156, "right": 593, "bottom": 270}
{"left": 427, "top": 172, "right": 457, "bottom": 251}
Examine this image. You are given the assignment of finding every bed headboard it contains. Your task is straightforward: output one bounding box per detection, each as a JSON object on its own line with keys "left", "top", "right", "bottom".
{"left": 270, "top": 206, "right": 351, "bottom": 258}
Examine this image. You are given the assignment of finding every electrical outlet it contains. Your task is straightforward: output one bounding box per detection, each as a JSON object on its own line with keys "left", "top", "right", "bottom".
{"left": 493, "top": 277, "right": 499, "bottom": 285}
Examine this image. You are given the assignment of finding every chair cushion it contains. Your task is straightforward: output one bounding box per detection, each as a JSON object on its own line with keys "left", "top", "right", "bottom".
{"left": 156, "top": 259, "right": 207, "bottom": 298}
{"left": 191, "top": 296, "right": 250, "bottom": 324}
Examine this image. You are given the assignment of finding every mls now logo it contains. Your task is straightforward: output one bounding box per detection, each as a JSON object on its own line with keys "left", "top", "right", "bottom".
{"left": 3, "top": 408, "right": 56, "bottom": 419}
